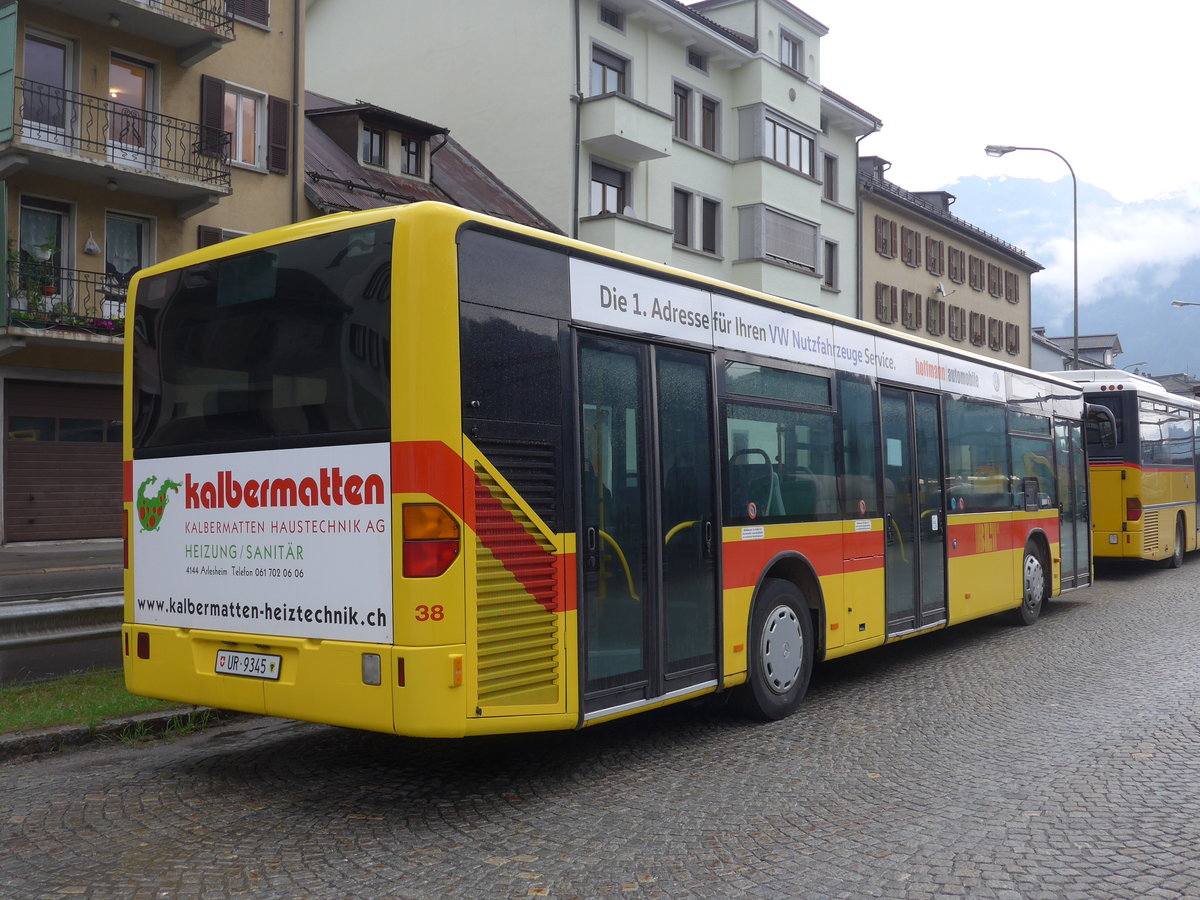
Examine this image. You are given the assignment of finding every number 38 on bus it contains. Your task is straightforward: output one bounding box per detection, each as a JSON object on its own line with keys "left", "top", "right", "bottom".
{"left": 123, "top": 202, "right": 1110, "bottom": 737}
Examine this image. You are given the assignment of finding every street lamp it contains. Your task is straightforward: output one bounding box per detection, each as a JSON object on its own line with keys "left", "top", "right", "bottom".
{"left": 985, "top": 144, "right": 1079, "bottom": 369}
{"left": 1120, "top": 361, "right": 1147, "bottom": 371}
{"left": 1171, "top": 301, "right": 1200, "bottom": 308}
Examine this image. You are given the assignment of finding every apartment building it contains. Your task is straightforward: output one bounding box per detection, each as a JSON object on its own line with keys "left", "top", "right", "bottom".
{"left": 0, "top": 0, "right": 302, "bottom": 541}
{"left": 860, "top": 157, "right": 1040, "bottom": 367}
{"left": 305, "top": 0, "right": 879, "bottom": 319}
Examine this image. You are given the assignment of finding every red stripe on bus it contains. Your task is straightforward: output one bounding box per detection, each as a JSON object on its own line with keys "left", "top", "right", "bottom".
{"left": 946, "top": 516, "right": 1058, "bottom": 557}
{"left": 123, "top": 459, "right": 133, "bottom": 503}
{"left": 722, "top": 532, "right": 845, "bottom": 589}
{"left": 391, "top": 441, "right": 471, "bottom": 523}
{"left": 473, "top": 474, "right": 560, "bottom": 612}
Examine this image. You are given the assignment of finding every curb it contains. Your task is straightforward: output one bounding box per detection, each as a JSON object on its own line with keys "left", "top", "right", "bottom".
{"left": 0, "top": 706, "right": 235, "bottom": 762}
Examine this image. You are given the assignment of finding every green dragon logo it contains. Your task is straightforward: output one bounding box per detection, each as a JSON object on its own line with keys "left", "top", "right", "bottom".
{"left": 136, "top": 476, "right": 182, "bottom": 532}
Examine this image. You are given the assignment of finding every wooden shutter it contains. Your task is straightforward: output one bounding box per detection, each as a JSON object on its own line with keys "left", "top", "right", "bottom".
{"left": 267, "top": 95, "right": 289, "bottom": 174}
{"left": 197, "top": 225, "right": 223, "bottom": 248}
{"left": 229, "top": 0, "right": 269, "bottom": 26}
{"left": 199, "top": 74, "right": 226, "bottom": 158}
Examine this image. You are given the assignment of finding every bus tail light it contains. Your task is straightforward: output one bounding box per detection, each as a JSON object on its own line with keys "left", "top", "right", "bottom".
{"left": 1126, "top": 498, "right": 1143, "bottom": 522}
{"left": 402, "top": 503, "right": 460, "bottom": 577}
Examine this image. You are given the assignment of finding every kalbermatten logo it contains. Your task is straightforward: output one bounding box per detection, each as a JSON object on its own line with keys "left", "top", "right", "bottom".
{"left": 137, "top": 475, "right": 181, "bottom": 532}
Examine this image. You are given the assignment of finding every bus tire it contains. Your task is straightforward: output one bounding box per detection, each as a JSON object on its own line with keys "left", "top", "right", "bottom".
{"left": 1163, "top": 516, "right": 1185, "bottom": 569}
{"left": 735, "top": 578, "right": 814, "bottom": 721}
{"left": 1011, "top": 543, "right": 1047, "bottom": 626}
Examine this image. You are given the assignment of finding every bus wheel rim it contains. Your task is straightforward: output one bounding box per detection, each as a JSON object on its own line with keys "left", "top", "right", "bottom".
{"left": 761, "top": 605, "right": 803, "bottom": 694}
{"left": 1023, "top": 554, "right": 1044, "bottom": 611}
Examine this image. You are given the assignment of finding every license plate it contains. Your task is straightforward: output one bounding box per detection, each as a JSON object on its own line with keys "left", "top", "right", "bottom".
{"left": 215, "top": 650, "right": 281, "bottom": 680}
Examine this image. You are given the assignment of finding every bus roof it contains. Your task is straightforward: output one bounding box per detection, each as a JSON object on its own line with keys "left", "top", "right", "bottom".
{"left": 1052, "top": 369, "right": 1200, "bottom": 410}
{"left": 135, "top": 201, "right": 1082, "bottom": 397}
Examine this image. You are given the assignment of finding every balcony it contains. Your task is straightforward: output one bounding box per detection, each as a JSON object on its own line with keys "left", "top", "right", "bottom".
{"left": 1, "top": 78, "right": 231, "bottom": 218}
{"left": 579, "top": 93, "right": 672, "bottom": 163}
{"left": 6, "top": 259, "right": 126, "bottom": 342}
{"left": 24, "top": 0, "right": 234, "bottom": 67}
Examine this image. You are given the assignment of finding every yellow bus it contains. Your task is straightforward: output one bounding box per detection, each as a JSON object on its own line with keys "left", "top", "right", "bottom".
{"left": 1057, "top": 370, "right": 1200, "bottom": 568}
{"left": 123, "top": 202, "right": 1099, "bottom": 737}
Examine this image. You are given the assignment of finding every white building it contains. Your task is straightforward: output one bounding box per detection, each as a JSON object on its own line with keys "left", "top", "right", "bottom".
{"left": 305, "top": 0, "right": 879, "bottom": 318}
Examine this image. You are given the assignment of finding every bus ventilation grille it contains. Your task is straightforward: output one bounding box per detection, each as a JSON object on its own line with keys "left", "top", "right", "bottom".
{"left": 1143, "top": 514, "right": 1160, "bottom": 554}
{"left": 473, "top": 438, "right": 557, "bottom": 531}
{"left": 474, "top": 466, "right": 561, "bottom": 710}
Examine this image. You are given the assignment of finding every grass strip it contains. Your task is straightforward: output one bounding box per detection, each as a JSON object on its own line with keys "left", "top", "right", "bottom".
{"left": 0, "top": 668, "right": 176, "bottom": 734}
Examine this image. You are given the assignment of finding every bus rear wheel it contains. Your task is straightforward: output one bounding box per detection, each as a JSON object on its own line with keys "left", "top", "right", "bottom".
{"left": 735, "top": 578, "right": 814, "bottom": 721}
{"left": 1163, "top": 516, "right": 1185, "bottom": 569}
{"left": 1011, "top": 544, "right": 1047, "bottom": 626}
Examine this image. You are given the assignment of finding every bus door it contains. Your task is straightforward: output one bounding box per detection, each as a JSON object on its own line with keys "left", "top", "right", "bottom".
{"left": 881, "top": 388, "right": 947, "bottom": 634}
{"left": 1055, "top": 420, "right": 1091, "bottom": 589}
{"left": 579, "top": 337, "right": 719, "bottom": 713}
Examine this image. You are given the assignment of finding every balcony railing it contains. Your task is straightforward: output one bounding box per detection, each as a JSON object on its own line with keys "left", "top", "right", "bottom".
{"left": 7, "top": 260, "right": 126, "bottom": 337}
{"left": 14, "top": 77, "right": 230, "bottom": 189}
{"left": 159, "top": 0, "right": 236, "bottom": 38}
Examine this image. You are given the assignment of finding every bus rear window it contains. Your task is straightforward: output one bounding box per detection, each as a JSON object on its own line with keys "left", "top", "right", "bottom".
{"left": 132, "top": 222, "right": 393, "bottom": 453}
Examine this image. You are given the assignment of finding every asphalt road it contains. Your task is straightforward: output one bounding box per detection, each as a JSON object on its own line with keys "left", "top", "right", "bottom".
{"left": 3, "top": 559, "right": 1199, "bottom": 899}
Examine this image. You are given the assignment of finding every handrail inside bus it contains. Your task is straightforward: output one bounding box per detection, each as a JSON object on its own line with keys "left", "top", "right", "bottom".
{"left": 598, "top": 529, "right": 640, "bottom": 602}
{"left": 664, "top": 520, "right": 698, "bottom": 545}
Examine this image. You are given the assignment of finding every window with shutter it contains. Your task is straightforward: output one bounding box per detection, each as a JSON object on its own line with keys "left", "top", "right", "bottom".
{"left": 948, "top": 246, "right": 964, "bottom": 284}
{"left": 267, "top": 95, "right": 288, "bottom": 174}
{"left": 763, "top": 208, "right": 817, "bottom": 270}
{"left": 198, "top": 75, "right": 227, "bottom": 158}
{"left": 197, "top": 225, "right": 223, "bottom": 248}
{"left": 1006, "top": 323, "right": 1021, "bottom": 355}
{"left": 925, "top": 297, "right": 945, "bottom": 336}
{"left": 926, "top": 237, "right": 944, "bottom": 276}
{"left": 227, "top": 0, "right": 268, "bottom": 26}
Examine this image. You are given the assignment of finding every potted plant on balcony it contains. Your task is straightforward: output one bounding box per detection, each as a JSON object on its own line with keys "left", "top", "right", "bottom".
{"left": 30, "top": 237, "right": 58, "bottom": 297}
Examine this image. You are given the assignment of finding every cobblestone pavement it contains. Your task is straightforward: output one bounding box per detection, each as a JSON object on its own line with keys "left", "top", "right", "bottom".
{"left": 4, "top": 561, "right": 1200, "bottom": 899}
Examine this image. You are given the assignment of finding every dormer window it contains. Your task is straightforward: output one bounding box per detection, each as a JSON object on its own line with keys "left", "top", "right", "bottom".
{"left": 401, "top": 134, "right": 422, "bottom": 177}
{"left": 362, "top": 125, "right": 386, "bottom": 167}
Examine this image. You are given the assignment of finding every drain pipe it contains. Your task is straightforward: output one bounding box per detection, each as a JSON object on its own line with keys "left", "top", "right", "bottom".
{"left": 571, "top": 0, "right": 582, "bottom": 238}
{"left": 291, "top": 0, "right": 302, "bottom": 223}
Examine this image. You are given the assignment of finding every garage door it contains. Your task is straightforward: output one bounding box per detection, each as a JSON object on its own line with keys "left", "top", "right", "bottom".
{"left": 5, "top": 381, "right": 122, "bottom": 542}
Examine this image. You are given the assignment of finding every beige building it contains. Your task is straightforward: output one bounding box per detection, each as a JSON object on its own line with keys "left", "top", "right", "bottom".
{"left": 305, "top": 0, "right": 879, "bottom": 319}
{"left": 859, "top": 157, "right": 1040, "bottom": 367}
{"left": 0, "top": 0, "right": 303, "bottom": 541}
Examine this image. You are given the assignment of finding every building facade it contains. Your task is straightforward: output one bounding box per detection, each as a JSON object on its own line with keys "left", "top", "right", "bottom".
{"left": 305, "top": 0, "right": 879, "bottom": 319}
{"left": 0, "top": 0, "right": 302, "bottom": 541}
{"left": 860, "top": 157, "right": 1040, "bottom": 367}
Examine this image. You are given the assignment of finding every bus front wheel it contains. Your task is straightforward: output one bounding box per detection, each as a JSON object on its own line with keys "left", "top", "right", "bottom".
{"left": 1011, "top": 544, "right": 1047, "bottom": 626}
{"left": 736, "top": 578, "right": 814, "bottom": 721}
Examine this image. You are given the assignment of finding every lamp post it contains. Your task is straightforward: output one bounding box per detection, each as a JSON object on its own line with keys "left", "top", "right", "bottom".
{"left": 1119, "top": 361, "right": 1147, "bottom": 371}
{"left": 985, "top": 144, "right": 1079, "bottom": 369}
{"left": 1170, "top": 301, "right": 1200, "bottom": 308}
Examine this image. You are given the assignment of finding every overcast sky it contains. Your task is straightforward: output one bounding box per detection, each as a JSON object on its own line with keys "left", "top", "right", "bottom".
{"left": 802, "top": 0, "right": 1198, "bottom": 204}
{"left": 788, "top": 0, "right": 1200, "bottom": 354}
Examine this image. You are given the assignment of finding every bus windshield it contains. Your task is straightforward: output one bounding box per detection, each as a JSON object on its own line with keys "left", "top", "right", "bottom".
{"left": 131, "top": 221, "right": 393, "bottom": 454}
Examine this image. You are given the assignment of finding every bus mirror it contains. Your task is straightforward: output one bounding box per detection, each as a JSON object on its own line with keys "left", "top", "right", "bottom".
{"left": 1085, "top": 404, "right": 1117, "bottom": 449}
